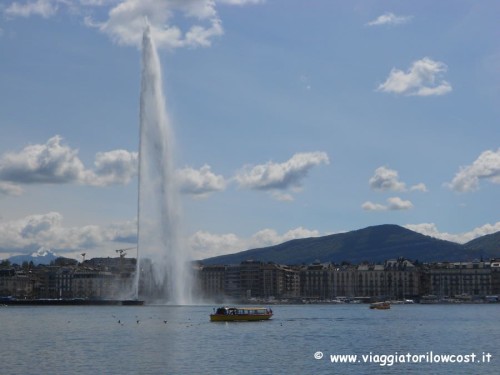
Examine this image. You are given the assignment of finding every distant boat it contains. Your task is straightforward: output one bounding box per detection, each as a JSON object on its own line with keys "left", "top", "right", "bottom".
{"left": 370, "top": 301, "right": 391, "bottom": 310}
{"left": 210, "top": 306, "right": 273, "bottom": 322}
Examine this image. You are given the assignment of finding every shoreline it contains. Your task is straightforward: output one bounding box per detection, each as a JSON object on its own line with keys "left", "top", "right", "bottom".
{"left": 0, "top": 298, "right": 144, "bottom": 306}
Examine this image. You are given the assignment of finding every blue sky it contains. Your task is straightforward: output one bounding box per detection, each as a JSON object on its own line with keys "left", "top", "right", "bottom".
{"left": 0, "top": 0, "right": 499, "bottom": 261}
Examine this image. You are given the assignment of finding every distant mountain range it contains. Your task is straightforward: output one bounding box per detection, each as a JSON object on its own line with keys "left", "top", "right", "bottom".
{"left": 5, "top": 225, "right": 498, "bottom": 267}
{"left": 7, "top": 248, "right": 60, "bottom": 266}
{"left": 201, "top": 224, "right": 500, "bottom": 265}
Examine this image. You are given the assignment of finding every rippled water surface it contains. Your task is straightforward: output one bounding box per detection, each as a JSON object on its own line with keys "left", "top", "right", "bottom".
{"left": 1, "top": 304, "right": 498, "bottom": 374}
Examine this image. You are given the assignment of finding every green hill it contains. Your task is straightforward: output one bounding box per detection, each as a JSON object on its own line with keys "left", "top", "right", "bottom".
{"left": 465, "top": 231, "right": 500, "bottom": 255}
{"left": 201, "top": 224, "right": 491, "bottom": 265}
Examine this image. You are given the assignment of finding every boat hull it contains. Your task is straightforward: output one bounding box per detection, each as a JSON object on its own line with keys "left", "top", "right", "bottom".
{"left": 210, "top": 306, "right": 273, "bottom": 322}
{"left": 210, "top": 313, "right": 272, "bottom": 322}
{"left": 370, "top": 302, "right": 391, "bottom": 310}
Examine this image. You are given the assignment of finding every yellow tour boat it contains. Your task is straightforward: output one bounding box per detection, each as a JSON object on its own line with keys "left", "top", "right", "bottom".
{"left": 370, "top": 301, "right": 391, "bottom": 310}
{"left": 210, "top": 306, "right": 273, "bottom": 322}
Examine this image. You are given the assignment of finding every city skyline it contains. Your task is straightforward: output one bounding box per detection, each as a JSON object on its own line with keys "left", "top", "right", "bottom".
{"left": 0, "top": 1, "right": 499, "bottom": 261}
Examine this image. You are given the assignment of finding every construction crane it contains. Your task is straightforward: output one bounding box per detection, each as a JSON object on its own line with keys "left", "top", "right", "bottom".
{"left": 115, "top": 247, "right": 136, "bottom": 258}
{"left": 115, "top": 247, "right": 136, "bottom": 275}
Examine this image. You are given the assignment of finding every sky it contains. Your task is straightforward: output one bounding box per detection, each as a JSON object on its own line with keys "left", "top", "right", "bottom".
{"left": 0, "top": 0, "right": 499, "bottom": 261}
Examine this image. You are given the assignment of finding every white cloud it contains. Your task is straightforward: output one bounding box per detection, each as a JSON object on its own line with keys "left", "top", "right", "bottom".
{"left": 84, "top": 0, "right": 226, "bottom": 49}
{"left": 270, "top": 191, "right": 294, "bottom": 202}
{"left": 377, "top": 57, "right": 452, "bottom": 96}
{"left": 91, "top": 149, "right": 138, "bottom": 186}
{"left": 0, "top": 182, "right": 24, "bottom": 196}
{"left": 216, "top": 0, "right": 264, "bottom": 4}
{"left": 362, "top": 196, "right": 413, "bottom": 211}
{"left": 235, "top": 152, "right": 329, "bottom": 199}
{"left": 177, "top": 165, "right": 226, "bottom": 197}
{"left": 0, "top": 136, "right": 138, "bottom": 191}
{"left": 79, "top": 1, "right": 111, "bottom": 5}
{"left": 4, "top": 0, "right": 59, "bottom": 18}
{"left": 0, "top": 212, "right": 137, "bottom": 256}
{"left": 367, "top": 12, "right": 412, "bottom": 27}
{"left": 387, "top": 196, "right": 413, "bottom": 210}
{"left": 250, "top": 227, "right": 320, "bottom": 248}
{"left": 189, "top": 226, "right": 320, "bottom": 260}
{"left": 0, "top": 135, "right": 89, "bottom": 185}
{"left": 189, "top": 231, "right": 241, "bottom": 260}
{"left": 405, "top": 222, "right": 500, "bottom": 244}
{"left": 19, "top": 211, "right": 62, "bottom": 239}
{"left": 369, "top": 166, "right": 427, "bottom": 194}
{"left": 410, "top": 183, "right": 428, "bottom": 192}
{"left": 447, "top": 149, "right": 500, "bottom": 192}
{"left": 369, "top": 166, "right": 406, "bottom": 192}
{"left": 361, "top": 201, "right": 387, "bottom": 211}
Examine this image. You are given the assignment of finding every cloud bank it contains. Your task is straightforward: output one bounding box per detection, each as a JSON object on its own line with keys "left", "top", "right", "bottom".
{"left": 3, "top": 0, "right": 262, "bottom": 50}
{"left": 190, "top": 226, "right": 321, "bottom": 260}
{"left": 4, "top": 0, "right": 59, "bottom": 18}
{"left": 405, "top": 222, "right": 500, "bottom": 244}
{"left": 2, "top": 212, "right": 497, "bottom": 260}
{"left": 0, "top": 137, "right": 327, "bottom": 201}
{"left": 86, "top": 0, "right": 224, "bottom": 49}
{"left": 0, "top": 212, "right": 137, "bottom": 256}
{"left": 0, "top": 136, "right": 138, "bottom": 191}
{"left": 0, "top": 211, "right": 322, "bottom": 260}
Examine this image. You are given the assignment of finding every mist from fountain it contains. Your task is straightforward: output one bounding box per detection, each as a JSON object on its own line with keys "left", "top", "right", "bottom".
{"left": 136, "top": 24, "right": 193, "bottom": 304}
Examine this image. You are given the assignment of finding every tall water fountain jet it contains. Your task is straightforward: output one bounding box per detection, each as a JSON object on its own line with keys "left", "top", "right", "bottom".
{"left": 136, "top": 24, "right": 192, "bottom": 304}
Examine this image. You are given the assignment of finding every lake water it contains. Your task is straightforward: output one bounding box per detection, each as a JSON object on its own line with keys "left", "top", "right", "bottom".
{"left": 1, "top": 304, "right": 498, "bottom": 374}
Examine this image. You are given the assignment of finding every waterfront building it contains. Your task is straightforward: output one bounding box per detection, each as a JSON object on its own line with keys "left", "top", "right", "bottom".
{"left": 491, "top": 259, "right": 500, "bottom": 295}
{"left": 2, "top": 255, "right": 499, "bottom": 302}
{"left": 224, "top": 264, "right": 241, "bottom": 299}
{"left": 262, "top": 263, "right": 299, "bottom": 299}
{"left": 332, "top": 265, "right": 357, "bottom": 298}
{"left": 354, "top": 263, "right": 385, "bottom": 298}
{"left": 240, "top": 260, "right": 262, "bottom": 299}
{"left": 424, "top": 260, "right": 492, "bottom": 299}
{"left": 0, "top": 258, "right": 136, "bottom": 300}
{"left": 383, "top": 259, "right": 419, "bottom": 299}
{"left": 299, "top": 259, "right": 419, "bottom": 301}
{"left": 0, "top": 269, "right": 34, "bottom": 299}
{"left": 71, "top": 268, "right": 119, "bottom": 299}
{"left": 199, "top": 265, "right": 225, "bottom": 299}
{"left": 33, "top": 267, "right": 59, "bottom": 299}
{"left": 300, "top": 262, "right": 335, "bottom": 299}
{"left": 197, "top": 261, "right": 300, "bottom": 300}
